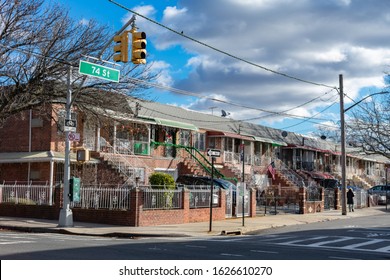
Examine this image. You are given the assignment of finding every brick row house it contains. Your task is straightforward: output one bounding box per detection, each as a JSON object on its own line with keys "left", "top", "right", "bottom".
{"left": 0, "top": 91, "right": 387, "bottom": 191}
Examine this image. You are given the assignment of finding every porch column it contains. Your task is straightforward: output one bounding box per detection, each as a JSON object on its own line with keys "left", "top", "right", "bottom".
{"left": 49, "top": 159, "right": 54, "bottom": 205}
{"left": 96, "top": 124, "right": 101, "bottom": 152}
{"left": 113, "top": 122, "right": 117, "bottom": 152}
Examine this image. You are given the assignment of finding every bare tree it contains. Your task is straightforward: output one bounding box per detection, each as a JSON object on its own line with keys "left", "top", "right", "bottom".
{"left": 0, "top": 0, "right": 156, "bottom": 125}
{"left": 347, "top": 94, "right": 390, "bottom": 159}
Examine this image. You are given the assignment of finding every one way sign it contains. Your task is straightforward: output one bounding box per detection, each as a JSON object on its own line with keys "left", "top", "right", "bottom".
{"left": 207, "top": 148, "right": 221, "bottom": 157}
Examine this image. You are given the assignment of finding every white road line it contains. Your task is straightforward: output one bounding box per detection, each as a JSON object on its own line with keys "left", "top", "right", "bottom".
{"left": 308, "top": 237, "right": 354, "bottom": 247}
{"left": 220, "top": 253, "right": 243, "bottom": 257}
{"left": 375, "top": 245, "right": 390, "bottom": 252}
{"left": 250, "top": 249, "right": 279, "bottom": 254}
{"left": 341, "top": 239, "right": 383, "bottom": 249}
{"left": 185, "top": 245, "right": 207, "bottom": 248}
{"left": 277, "top": 236, "right": 329, "bottom": 245}
{"left": 0, "top": 241, "right": 34, "bottom": 245}
{"left": 328, "top": 256, "right": 360, "bottom": 260}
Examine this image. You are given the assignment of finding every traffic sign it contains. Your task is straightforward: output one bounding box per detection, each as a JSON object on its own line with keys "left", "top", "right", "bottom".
{"left": 68, "top": 132, "right": 80, "bottom": 142}
{"left": 64, "top": 119, "right": 77, "bottom": 132}
{"left": 79, "top": 60, "right": 120, "bottom": 82}
{"left": 207, "top": 148, "right": 221, "bottom": 157}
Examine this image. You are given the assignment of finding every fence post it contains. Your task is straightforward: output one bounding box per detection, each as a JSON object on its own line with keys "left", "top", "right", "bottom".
{"left": 183, "top": 188, "right": 189, "bottom": 223}
{"left": 130, "top": 188, "right": 141, "bottom": 227}
{"left": 334, "top": 188, "right": 340, "bottom": 210}
{"left": 299, "top": 187, "right": 306, "bottom": 214}
{"left": 250, "top": 188, "right": 256, "bottom": 217}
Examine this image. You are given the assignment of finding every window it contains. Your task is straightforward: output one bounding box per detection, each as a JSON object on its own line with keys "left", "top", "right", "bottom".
{"left": 154, "top": 168, "right": 178, "bottom": 181}
{"left": 193, "top": 132, "right": 205, "bottom": 151}
{"left": 209, "top": 137, "right": 216, "bottom": 148}
{"left": 180, "top": 130, "right": 190, "bottom": 146}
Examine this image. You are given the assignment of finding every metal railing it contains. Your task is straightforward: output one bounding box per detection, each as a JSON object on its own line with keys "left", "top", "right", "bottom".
{"left": 71, "top": 187, "right": 131, "bottom": 210}
{"left": 189, "top": 188, "right": 220, "bottom": 208}
{"left": 143, "top": 189, "right": 183, "bottom": 210}
{"left": 94, "top": 137, "right": 153, "bottom": 187}
{"left": 0, "top": 183, "right": 54, "bottom": 205}
{"left": 275, "top": 159, "right": 307, "bottom": 187}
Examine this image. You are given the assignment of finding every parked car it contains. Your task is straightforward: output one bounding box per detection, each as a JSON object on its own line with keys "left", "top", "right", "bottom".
{"left": 320, "top": 179, "right": 339, "bottom": 189}
{"left": 368, "top": 185, "right": 390, "bottom": 205}
{"left": 176, "top": 174, "right": 236, "bottom": 191}
{"left": 176, "top": 175, "right": 233, "bottom": 206}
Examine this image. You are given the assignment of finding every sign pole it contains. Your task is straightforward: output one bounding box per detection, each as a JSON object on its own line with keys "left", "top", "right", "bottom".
{"left": 59, "top": 66, "right": 74, "bottom": 227}
{"left": 209, "top": 156, "right": 215, "bottom": 232}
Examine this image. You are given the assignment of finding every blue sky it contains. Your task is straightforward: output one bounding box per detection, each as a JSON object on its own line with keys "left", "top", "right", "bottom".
{"left": 57, "top": 0, "right": 390, "bottom": 136}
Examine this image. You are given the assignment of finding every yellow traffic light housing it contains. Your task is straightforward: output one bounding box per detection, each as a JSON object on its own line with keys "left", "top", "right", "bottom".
{"left": 131, "top": 30, "right": 147, "bottom": 64}
{"left": 113, "top": 32, "right": 129, "bottom": 63}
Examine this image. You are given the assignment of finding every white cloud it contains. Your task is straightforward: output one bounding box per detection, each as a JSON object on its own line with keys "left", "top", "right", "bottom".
{"left": 163, "top": 6, "right": 188, "bottom": 20}
{"left": 145, "top": 0, "right": 390, "bottom": 133}
{"left": 79, "top": 18, "right": 89, "bottom": 26}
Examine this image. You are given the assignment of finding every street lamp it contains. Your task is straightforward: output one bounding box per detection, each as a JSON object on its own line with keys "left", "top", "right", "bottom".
{"left": 339, "top": 73, "right": 389, "bottom": 215}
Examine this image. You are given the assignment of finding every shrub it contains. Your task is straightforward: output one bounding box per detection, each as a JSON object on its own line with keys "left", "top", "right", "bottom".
{"left": 149, "top": 172, "right": 175, "bottom": 190}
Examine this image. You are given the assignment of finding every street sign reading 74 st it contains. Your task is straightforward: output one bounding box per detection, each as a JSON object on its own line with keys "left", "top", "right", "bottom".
{"left": 79, "top": 60, "right": 120, "bottom": 82}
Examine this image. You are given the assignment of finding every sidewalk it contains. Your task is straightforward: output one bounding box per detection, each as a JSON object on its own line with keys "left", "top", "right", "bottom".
{"left": 0, "top": 207, "right": 387, "bottom": 238}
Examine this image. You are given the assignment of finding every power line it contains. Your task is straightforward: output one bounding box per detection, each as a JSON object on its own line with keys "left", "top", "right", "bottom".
{"left": 108, "top": 0, "right": 337, "bottom": 90}
{"left": 279, "top": 95, "right": 340, "bottom": 130}
{"left": 128, "top": 77, "right": 335, "bottom": 122}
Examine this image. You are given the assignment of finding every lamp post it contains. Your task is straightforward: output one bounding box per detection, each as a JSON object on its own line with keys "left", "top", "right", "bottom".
{"left": 339, "top": 74, "right": 389, "bottom": 215}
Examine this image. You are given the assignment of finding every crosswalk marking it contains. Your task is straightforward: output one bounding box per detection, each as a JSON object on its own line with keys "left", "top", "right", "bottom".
{"left": 342, "top": 239, "right": 383, "bottom": 250}
{"left": 273, "top": 235, "right": 390, "bottom": 254}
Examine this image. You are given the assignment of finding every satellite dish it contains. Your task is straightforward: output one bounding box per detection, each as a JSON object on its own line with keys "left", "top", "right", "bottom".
{"left": 281, "top": 131, "right": 288, "bottom": 137}
{"left": 221, "top": 110, "right": 230, "bottom": 117}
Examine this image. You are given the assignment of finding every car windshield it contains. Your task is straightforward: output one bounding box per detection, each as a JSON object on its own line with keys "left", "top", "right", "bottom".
{"left": 214, "top": 179, "right": 236, "bottom": 190}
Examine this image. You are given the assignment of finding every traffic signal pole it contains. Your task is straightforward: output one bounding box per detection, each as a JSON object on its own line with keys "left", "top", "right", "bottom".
{"left": 58, "top": 16, "right": 136, "bottom": 227}
{"left": 58, "top": 66, "right": 74, "bottom": 227}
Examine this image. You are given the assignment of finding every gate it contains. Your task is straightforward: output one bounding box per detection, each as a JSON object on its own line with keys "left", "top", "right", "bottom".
{"left": 235, "top": 183, "right": 250, "bottom": 217}
{"left": 225, "top": 187, "right": 233, "bottom": 218}
{"left": 257, "top": 186, "right": 299, "bottom": 215}
{"left": 324, "top": 188, "right": 335, "bottom": 210}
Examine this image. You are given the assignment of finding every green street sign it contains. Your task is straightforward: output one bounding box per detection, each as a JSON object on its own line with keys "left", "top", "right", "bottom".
{"left": 79, "top": 60, "right": 120, "bottom": 82}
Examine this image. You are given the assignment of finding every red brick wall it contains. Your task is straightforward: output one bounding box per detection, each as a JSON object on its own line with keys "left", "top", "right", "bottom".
{"left": 0, "top": 162, "right": 52, "bottom": 183}
{"left": 0, "top": 186, "right": 257, "bottom": 227}
{"left": 0, "top": 109, "right": 54, "bottom": 153}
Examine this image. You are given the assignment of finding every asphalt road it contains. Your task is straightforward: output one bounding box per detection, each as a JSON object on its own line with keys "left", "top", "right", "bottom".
{"left": 1, "top": 214, "right": 389, "bottom": 260}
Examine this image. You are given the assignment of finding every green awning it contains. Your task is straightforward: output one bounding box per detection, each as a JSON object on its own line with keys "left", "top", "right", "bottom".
{"left": 251, "top": 136, "right": 287, "bottom": 146}
{"left": 154, "top": 118, "right": 198, "bottom": 131}
{"left": 0, "top": 151, "right": 100, "bottom": 164}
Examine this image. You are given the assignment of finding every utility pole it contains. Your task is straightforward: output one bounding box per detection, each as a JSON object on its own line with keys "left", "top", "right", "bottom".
{"left": 241, "top": 141, "right": 245, "bottom": 226}
{"left": 59, "top": 66, "right": 74, "bottom": 227}
{"left": 339, "top": 74, "right": 347, "bottom": 215}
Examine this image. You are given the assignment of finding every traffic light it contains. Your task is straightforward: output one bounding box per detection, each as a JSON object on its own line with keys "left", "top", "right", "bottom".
{"left": 131, "top": 30, "right": 147, "bottom": 64}
{"left": 77, "top": 148, "right": 90, "bottom": 162}
{"left": 113, "top": 31, "right": 129, "bottom": 63}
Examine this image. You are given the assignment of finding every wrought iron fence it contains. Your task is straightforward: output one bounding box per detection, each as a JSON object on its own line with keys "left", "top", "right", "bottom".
{"left": 71, "top": 187, "right": 131, "bottom": 210}
{"left": 143, "top": 189, "right": 183, "bottom": 210}
{"left": 189, "top": 188, "right": 219, "bottom": 208}
{"left": 306, "top": 187, "right": 322, "bottom": 201}
{"left": 0, "top": 183, "right": 54, "bottom": 205}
